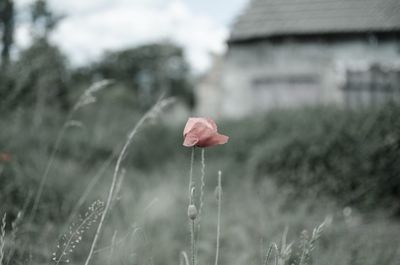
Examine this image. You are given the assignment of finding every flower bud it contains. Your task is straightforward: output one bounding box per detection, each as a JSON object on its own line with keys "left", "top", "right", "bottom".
{"left": 187, "top": 204, "right": 198, "bottom": 220}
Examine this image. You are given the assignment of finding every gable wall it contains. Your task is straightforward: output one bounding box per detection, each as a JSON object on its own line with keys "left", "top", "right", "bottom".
{"left": 220, "top": 35, "right": 400, "bottom": 118}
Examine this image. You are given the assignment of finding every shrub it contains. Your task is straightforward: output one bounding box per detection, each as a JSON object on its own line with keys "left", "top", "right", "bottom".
{"left": 243, "top": 104, "right": 400, "bottom": 213}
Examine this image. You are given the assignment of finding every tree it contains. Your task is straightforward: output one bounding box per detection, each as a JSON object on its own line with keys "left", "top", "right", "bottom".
{"left": 30, "top": 0, "right": 62, "bottom": 39}
{"left": 0, "top": 0, "right": 15, "bottom": 68}
{"left": 93, "top": 42, "right": 195, "bottom": 109}
{"left": 9, "top": 39, "right": 70, "bottom": 110}
{"left": 0, "top": 0, "right": 70, "bottom": 115}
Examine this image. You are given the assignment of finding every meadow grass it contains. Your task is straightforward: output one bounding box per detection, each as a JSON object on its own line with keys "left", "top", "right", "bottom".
{"left": 0, "top": 92, "right": 399, "bottom": 265}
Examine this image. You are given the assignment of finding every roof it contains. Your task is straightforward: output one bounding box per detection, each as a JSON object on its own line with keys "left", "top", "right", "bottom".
{"left": 229, "top": 0, "right": 400, "bottom": 42}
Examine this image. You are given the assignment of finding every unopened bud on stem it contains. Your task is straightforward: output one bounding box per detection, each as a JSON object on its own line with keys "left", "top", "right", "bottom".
{"left": 187, "top": 204, "right": 198, "bottom": 220}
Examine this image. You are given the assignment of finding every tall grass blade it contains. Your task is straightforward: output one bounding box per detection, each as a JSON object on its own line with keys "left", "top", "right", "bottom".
{"left": 83, "top": 97, "right": 174, "bottom": 265}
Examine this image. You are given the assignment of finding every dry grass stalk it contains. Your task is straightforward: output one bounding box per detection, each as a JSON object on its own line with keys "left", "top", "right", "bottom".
{"left": 5, "top": 211, "right": 23, "bottom": 264}
{"left": 31, "top": 80, "right": 113, "bottom": 220}
{"left": 214, "top": 171, "right": 222, "bottom": 265}
{"left": 197, "top": 148, "right": 206, "bottom": 244}
{"left": 188, "top": 147, "right": 195, "bottom": 199}
{"left": 180, "top": 251, "right": 190, "bottom": 265}
{"left": 52, "top": 200, "right": 104, "bottom": 265}
{"left": 83, "top": 97, "right": 174, "bottom": 265}
{"left": 107, "top": 231, "right": 118, "bottom": 265}
{"left": 299, "top": 219, "right": 328, "bottom": 265}
{"left": 0, "top": 213, "right": 6, "bottom": 265}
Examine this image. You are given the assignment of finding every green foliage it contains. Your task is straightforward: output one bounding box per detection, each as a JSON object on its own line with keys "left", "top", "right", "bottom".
{"left": 0, "top": 0, "right": 15, "bottom": 67}
{"left": 35, "top": 101, "right": 398, "bottom": 215}
{"left": 220, "top": 104, "right": 400, "bottom": 214}
{"left": 8, "top": 98, "right": 397, "bottom": 215}
{"left": 1, "top": 100, "right": 400, "bottom": 264}
{"left": 1, "top": 38, "right": 71, "bottom": 111}
{"left": 92, "top": 42, "right": 194, "bottom": 109}
{"left": 0, "top": 0, "right": 67, "bottom": 112}
{"left": 30, "top": 0, "right": 63, "bottom": 38}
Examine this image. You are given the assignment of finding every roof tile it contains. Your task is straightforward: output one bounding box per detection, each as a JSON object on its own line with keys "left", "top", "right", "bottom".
{"left": 230, "top": 0, "right": 400, "bottom": 41}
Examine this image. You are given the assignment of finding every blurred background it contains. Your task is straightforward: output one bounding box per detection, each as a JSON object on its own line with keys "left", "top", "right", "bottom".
{"left": 1, "top": 0, "right": 400, "bottom": 264}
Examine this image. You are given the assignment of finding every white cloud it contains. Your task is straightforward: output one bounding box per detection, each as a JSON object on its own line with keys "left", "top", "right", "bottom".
{"left": 15, "top": 24, "right": 31, "bottom": 49}
{"left": 14, "top": 0, "right": 229, "bottom": 72}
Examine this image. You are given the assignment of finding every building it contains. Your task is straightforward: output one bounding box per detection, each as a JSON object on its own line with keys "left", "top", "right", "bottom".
{"left": 197, "top": 0, "right": 400, "bottom": 119}
{"left": 196, "top": 53, "right": 225, "bottom": 117}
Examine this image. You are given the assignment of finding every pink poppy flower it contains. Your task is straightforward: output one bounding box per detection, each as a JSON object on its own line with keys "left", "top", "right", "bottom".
{"left": 183, "top": 117, "right": 229, "bottom": 148}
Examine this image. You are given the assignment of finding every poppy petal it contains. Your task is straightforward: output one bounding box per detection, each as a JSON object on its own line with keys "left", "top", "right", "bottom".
{"left": 205, "top": 118, "right": 217, "bottom": 131}
{"left": 199, "top": 134, "right": 229, "bottom": 147}
{"left": 183, "top": 117, "right": 216, "bottom": 136}
{"left": 182, "top": 117, "right": 228, "bottom": 148}
{"left": 183, "top": 134, "right": 199, "bottom": 147}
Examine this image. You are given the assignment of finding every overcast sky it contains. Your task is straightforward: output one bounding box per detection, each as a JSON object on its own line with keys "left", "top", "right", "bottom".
{"left": 14, "top": 0, "right": 248, "bottom": 73}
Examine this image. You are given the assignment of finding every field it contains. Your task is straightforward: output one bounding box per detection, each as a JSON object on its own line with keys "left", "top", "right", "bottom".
{"left": 1, "top": 87, "right": 400, "bottom": 265}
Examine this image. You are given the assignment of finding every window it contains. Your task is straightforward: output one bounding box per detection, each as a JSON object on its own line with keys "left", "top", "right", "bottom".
{"left": 343, "top": 64, "right": 400, "bottom": 108}
{"left": 251, "top": 74, "right": 320, "bottom": 111}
